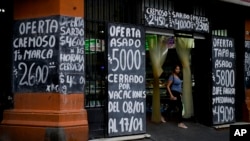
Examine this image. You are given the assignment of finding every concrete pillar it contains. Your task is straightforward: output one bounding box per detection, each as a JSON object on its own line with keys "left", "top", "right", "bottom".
{"left": 0, "top": 0, "right": 88, "bottom": 141}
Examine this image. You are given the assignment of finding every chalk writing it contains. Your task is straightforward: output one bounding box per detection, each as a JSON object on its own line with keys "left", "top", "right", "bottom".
{"left": 107, "top": 23, "right": 146, "bottom": 137}
{"left": 144, "top": 7, "right": 209, "bottom": 33}
{"left": 57, "top": 16, "right": 84, "bottom": 93}
{"left": 13, "top": 16, "right": 85, "bottom": 94}
{"left": 12, "top": 16, "right": 59, "bottom": 92}
{"left": 212, "top": 36, "right": 235, "bottom": 125}
{"left": 18, "top": 62, "right": 49, "bottom": 86}
{"left": 213, "top": 105, "right": 234, "bottom": 123}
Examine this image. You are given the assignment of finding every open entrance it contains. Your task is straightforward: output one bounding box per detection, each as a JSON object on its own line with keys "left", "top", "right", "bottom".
{"left": 145, "top": 33, "right": 209, "bottom": 123}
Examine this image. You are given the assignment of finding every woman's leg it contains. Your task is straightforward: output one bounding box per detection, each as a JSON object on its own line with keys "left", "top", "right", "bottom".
{"left": 173, "top": 92, "right": 188, "bottom": 128}
{"left": 175, "top": 94, "right": 183, "bottom": 123}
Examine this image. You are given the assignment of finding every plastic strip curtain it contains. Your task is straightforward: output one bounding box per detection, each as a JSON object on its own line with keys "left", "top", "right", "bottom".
{"left": 146, "top": 34, "right": 174, "bottom": 122}
{"left": 175, "top": 37, "right": 194, "bottom": 118}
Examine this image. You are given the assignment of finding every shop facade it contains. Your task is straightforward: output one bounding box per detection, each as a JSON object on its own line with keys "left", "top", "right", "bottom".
{"left": 0, "top": 0, "right": 250, "bottom": 141}
{"left": 84, "top": 0, "right": 250, "bottom": 139}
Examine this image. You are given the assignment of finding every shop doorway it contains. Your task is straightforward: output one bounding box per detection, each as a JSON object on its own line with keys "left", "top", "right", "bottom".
{"left": 145, "top": 33, "right": 208, "bottom": 122}
{"left": 145, "top": 46, "right": 182, "bottom": 119}
{"left": 146, "top": 34, "right": 193, "bottom": 118}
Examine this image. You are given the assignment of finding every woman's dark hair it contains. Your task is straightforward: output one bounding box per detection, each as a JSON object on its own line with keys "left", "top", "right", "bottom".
{"left": 172, "top": 64, "right": 182, "bottom": 79}
{"left": 172, "top": 64, "right": 181, "bottom": 72}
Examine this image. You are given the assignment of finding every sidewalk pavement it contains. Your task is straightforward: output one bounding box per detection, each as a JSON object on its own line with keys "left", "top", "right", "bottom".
{"left": 88, "top": 115, "right": 233, "bottom": 141}
{"left": 135, "top": 118, "right": 230, "bottom": 141}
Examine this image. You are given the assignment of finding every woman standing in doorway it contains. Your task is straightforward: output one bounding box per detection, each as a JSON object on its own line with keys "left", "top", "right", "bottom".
{"left": 165, "top": 64, "right": 187, "bottom": 129}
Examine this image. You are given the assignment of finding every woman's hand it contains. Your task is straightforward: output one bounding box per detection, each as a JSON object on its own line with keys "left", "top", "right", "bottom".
{"left": 170, "top": 95, "right": 177, "bottom": 100}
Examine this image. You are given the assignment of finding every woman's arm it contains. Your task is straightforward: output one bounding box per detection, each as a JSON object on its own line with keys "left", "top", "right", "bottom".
{"left": 166, "top": 76, "right": 177, "bottom": 100}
